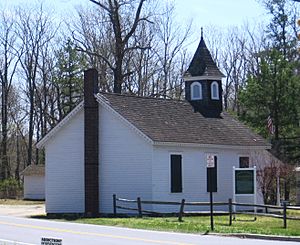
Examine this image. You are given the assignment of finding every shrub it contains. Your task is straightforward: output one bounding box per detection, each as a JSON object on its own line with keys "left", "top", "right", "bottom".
{"left": 0, "top": 178, "right": 22, "bottom": 199}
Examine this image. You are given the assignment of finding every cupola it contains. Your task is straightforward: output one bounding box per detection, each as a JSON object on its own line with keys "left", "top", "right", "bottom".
{"left": 184, "top": 29, "right": 224, "bottom": 118}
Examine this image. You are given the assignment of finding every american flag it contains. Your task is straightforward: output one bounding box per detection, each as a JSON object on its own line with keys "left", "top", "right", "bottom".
{"left": 267, "top": 115, "right": 275, "bottom": 135}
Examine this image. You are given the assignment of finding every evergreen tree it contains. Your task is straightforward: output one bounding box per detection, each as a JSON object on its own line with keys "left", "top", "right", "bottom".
{"left": 54, "top": 39, "right": 87, "bottom": 117}
{"left": 240, "top": 0, "right": 300, "bottom": 165}
{"left": 240, "top": 48, "right": 300, "bottom": 143}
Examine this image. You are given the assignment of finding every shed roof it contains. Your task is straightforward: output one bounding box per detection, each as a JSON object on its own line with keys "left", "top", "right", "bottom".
{"left": 21, "top": 164, "right": 45, "bottom": 176}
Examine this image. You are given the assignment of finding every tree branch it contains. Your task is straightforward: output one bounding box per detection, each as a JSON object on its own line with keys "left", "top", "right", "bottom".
{"left": 124, "top": 0, "right": 146, "bottom": 44}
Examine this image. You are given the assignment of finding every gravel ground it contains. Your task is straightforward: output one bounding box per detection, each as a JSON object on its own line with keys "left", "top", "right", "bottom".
{"left": 0, "top": 204, "right": 45, "bottom": 217}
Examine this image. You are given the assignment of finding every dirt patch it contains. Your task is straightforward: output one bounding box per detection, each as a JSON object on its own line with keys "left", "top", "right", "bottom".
{"left": 0, "top": 199, "right": 44, "bottom": 205}
{"left": 0, "top": 204, "right": 45, "bottom": 217}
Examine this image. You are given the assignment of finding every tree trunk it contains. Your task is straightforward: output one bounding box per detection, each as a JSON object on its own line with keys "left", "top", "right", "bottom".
{"left": 15, "top": 135, "right": 20, "bottom": 181}
{"left": 1, "top": 85, "right": 8, "bottom": 180}
{"left": 27, "top": 84, "right": 34, "bottom": 166}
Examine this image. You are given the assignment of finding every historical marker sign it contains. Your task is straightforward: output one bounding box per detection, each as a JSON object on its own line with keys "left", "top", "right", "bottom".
{"left": 235, "top": 169, "right": 254, "bottom": 194}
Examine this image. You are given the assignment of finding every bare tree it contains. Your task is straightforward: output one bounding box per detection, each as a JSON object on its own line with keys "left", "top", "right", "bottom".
{"left": 153, "top": 2, "right": 192, "bottom": 99}
{"left": 0, "top": 10, "right": 20, "bottom": 179}
{"left": 75, "top": 0, "right": 152, "bottom": 94}
{"left": 7, "top": 86, "right": 27, "bottom": 180}
{"left": 252, "top": 151, "right": 294, "bottom": 205}
{"left": 123, "top": 20, "right": 156, "bottom": 96}
{"left": 71, "top": 6, "right": 114, "bottom": 92}
{"left": 221, "top": 27, "right": 248, "bottom": 114}
{"left": 16, "top": 5, "right": 56, "bottom": 166}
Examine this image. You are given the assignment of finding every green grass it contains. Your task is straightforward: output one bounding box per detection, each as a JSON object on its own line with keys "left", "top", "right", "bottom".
{"left": 286, "top": 209, "right": 300, "bottom": 217}
{"left": 73, "top": 214, "right": 300, "bottom": 237}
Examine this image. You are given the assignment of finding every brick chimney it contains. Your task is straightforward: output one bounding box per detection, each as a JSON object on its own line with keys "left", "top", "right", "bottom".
{"left": 84, "top": 69, "right": 99, "bottom": 216}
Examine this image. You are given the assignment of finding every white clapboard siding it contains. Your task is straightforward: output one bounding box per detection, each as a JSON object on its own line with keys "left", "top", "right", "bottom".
{"left": 24, "top": 176, "right": 45, "bottom": 200}
{"left": 45, "top": 110, "right": 84, "bottom": 213}
{"left": 152, "top": 146, "right": 264, "bottom": 213}
{"left": 43, "top": 98, "right": 265, "bottom": 214}
{"left": 99, "top": 106, "right": 153, "bottom": 213}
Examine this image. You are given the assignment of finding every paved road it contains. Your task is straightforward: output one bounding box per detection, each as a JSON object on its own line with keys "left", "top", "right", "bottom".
{"left": 0, "top": 215, "right": 297, "bottom": 245}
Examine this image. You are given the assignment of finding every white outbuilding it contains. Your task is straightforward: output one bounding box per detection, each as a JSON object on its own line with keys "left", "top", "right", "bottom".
{"left": 21, "top": 164, "right": 45, "bottom": 200}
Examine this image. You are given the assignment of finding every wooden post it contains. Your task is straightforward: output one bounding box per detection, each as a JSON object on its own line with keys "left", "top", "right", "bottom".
{"left": 178, "top": 199, "right": 185, "bottom": 222}
{"left": 283, "top": 201, "right": 287, "bottom": 229}
{"left": 210, "top": 191, "right": 214, "bottom": 231}
{"left": 113, "top": 194, "right": 117, "bottom": 217}
{"left": 137, "top": 197, "right": 142, "bottom": 218}
{"left": 228, "top": 198, "right": 232, "bottom": 226}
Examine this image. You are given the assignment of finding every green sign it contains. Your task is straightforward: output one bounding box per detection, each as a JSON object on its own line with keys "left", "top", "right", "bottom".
{"left": 235, "top": 170, "right": 254, "bottom": 194}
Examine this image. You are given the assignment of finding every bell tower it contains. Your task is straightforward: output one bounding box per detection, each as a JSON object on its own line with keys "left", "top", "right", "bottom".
{"left": 184, "top": 29, "right": 224, "bottom": 118}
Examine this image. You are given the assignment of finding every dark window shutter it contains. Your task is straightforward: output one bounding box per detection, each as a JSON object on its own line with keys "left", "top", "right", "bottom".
{"left": 171, "top": 155, "right": 182, "bottom": 193}
{"left": 207, "top": 156, "right": 217, "bottom": 192}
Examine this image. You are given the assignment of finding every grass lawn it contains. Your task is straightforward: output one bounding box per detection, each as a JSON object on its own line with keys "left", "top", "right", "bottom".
{"left": 0, "top": 199, "right": 44, "bottom": 205}
{"left": 73, "top": 214, "right": 300, "bottom": 237}
{"left": 286, "top": 209, "right": 300, "bottom": 217}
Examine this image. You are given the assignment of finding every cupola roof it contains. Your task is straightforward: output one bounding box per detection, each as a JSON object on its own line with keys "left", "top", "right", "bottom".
{"left": 186, "top": 31, "right": 224, "bottom": 78}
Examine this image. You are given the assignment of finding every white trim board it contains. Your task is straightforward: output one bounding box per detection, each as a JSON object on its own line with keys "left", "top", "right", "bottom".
{"left": 153, "top": 141, "right": 271, "bottom": 150}
{"left": 36, "top": 102, "right": 84, "bottom": 148}
{"left": 183, "top": 75, "right": 224, "bottom": 81}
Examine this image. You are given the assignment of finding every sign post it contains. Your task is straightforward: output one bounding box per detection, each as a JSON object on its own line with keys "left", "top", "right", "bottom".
{"left": 207, "top": 154, "right": 215, "bottom": 231}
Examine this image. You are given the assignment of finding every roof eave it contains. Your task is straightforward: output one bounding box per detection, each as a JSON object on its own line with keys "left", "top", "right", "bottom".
{"left": 36, "top": 102, "right": 84, "bottom": 149}
{"left": 183, "top": 75, "right": 225, "bottom": 81}
{"left": 153, "top": 141, "right": 271, "bottom": 150}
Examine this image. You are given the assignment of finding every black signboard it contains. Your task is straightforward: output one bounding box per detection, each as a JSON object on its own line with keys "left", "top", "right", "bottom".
{"left": 235, "top": 170, "right": 254, "bottom": 194}
{"left": 207, "top": 156, "right": 217, "bottom": 192}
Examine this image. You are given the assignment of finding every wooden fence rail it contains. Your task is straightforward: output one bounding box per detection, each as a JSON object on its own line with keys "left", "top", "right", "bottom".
{"left": 112, "top": 194, "right": 300, "bottom": 229}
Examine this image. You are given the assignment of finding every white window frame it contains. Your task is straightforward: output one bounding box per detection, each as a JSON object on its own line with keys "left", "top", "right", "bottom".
{"left": 211, "top": 81, "right": 219, "bottom": 100}
{"left": 191, "top": 82, "right": 202, "bottom": 100}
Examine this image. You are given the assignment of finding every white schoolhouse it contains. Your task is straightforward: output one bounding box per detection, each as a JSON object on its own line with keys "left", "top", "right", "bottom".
{"left": 37, "top": 36, "right": 270, "bottom": 215}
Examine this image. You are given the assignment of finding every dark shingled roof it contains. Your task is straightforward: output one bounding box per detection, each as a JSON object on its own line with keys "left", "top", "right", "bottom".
{"left": 187, "top": 37, "right": 224, "bottom": 78}
{"left": 99, "top": 93, "right": 269, "bottom": 147}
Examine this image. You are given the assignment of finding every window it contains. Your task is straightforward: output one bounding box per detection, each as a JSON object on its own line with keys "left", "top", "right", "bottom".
{"left": 211, "top": 81, "right": 219, "bottom": 100}
{"left": 170, "top": 154, "right": 182, "bottom": 193}
{"left": 207, "top": 155, "right": 217, "bottom": 192}
{"left": 191, "top": 82, "right": 202, "bottom": 100}
{"left": 239, "top": 156, "right": 250, "bottom": 168}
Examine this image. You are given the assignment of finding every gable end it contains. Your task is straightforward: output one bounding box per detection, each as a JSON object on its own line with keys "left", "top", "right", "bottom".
{"left": 95, "top": 93, "right": 153, "bottom": 144}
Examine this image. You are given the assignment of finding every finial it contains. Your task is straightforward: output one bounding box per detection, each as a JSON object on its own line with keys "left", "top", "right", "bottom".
{"left": 201, "top": 27, "right": 203, "bottom": 39}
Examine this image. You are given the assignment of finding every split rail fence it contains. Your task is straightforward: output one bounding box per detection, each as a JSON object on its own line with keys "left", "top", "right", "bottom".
{"left": 113, "top": 194, "right": 300, "bottom": 228}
